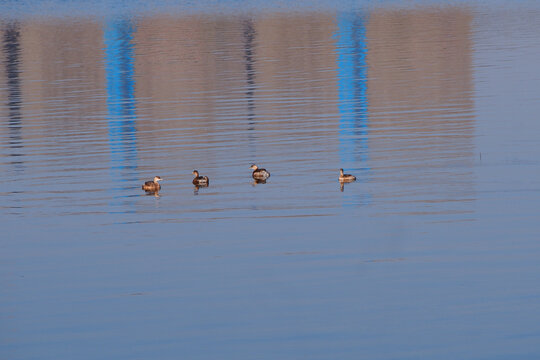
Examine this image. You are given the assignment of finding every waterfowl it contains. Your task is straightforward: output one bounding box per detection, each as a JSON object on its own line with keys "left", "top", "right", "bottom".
{"left": 250, "top": 164, "right": 270, "bottom": 180}
{"left": 192, "top": 170, "right": 209, "bottom": 186}
{"left": 142, "top": 176, "right": 162, "bottom": 191}
{"left": 339, "top": 168, "right": 356, "bottom": 182}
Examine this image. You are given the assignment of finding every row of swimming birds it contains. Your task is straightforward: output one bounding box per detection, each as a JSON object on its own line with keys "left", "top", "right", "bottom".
{"left": 142, "top": 164, "right": 356, "bottom": 193}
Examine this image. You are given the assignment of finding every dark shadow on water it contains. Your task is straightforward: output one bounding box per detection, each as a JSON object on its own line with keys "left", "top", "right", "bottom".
{"left": 242, "top": 18, "right": 257, "bottom": 158}
{"left": 3, "top": 22, "right": 24, "bottom": 173}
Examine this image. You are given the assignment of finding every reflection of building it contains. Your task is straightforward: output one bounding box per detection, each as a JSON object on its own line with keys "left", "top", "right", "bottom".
{"left": 104, "top": 19, "right": 138, "bottom": 187}
{"left": 335, "top": 13, "right": 369, "bottom": 166}
{"left": 242, "top": 18, "right": 256, "bottom": 155}
{"left": 365, "top": 7, "right": 475, "bottom": 213}
{"left": 0, "top": 8, "right": 475, "bottom": 214}
{"left": 2, "top": 20, "right": 108, "bottom": 161}
{"left": 1, "top": 22, "right": 24, "bottom": 172}
{"left": 131, "top": 14, "right": 341, "bottom": 170}
{"left": 238, "top": 13, "right": 341, "bottom": 169}
{"left": 334, "top": 12, "right": 370, "bottom": 204}
{"left": 366, "top": 8, "right": 474, "bottom": 128}
{"left": 132, "top": 16, "right": 231, "bottom": 167}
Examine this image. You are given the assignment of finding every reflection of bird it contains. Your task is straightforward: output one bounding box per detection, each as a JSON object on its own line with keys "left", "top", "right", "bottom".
{"left": 146, "top": 191, "right": 161, "bottom": 198}
{"left": 192, "top": 170, "right": 209, "bottom": 186}
{"left": 250, "top": 164, "right": 270, "bottom": 181}
{"left": 339, "top": 168, "right": 356, "bottom": 182}
{"left": 193, "top": 185, "right": 206, "bottom": 195}
{"left": 142, "top": 176, "right": 162, "bottom": 191}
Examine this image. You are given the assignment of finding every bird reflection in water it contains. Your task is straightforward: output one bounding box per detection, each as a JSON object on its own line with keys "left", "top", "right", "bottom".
{"left": 251, "top": 178, "right": 267, "bottom": 186}
{"left": 193, "top": 184, "right": 209, "bottom": 195}
{"left": 340, "top": 181, "right": 356, "bottom": 192}
{"left": 144, "top": 190, "right": 161, "bottom": 198}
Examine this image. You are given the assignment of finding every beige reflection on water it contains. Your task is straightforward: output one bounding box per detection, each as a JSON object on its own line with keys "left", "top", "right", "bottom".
{"left": 0, "top": 19, "right": 109, "bottom": 172}
{"left": 365, "top": 7, "right": 475, "bottom": 216}
{"left": 131, "top": 14, "right": 341, "bottom": 171}
{"left": 0, "top": 6, "right": 475, "bottom": 217}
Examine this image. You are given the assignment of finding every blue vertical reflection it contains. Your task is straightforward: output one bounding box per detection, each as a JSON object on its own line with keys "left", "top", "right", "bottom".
{"left": 335, "top": 13, "right": 370, "bottom": 202}
{"left": 104, "top": 19, "right": 138, "bottom": 209}
{"left": 335, "top": 13, "right": 369, "bottom": 166}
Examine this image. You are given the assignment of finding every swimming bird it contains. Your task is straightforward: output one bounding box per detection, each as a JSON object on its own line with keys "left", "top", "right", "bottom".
{"left": 250, "top": 164, "right": 270, "bottom": 181}
{"left": 192, "top": 170, "right": 209, "bottom": 186}
{"left": 339, "top": 168, "right": 356, "bottom": 182}
{"left": 142, "top": 176, "right": 163, "bottom": 191}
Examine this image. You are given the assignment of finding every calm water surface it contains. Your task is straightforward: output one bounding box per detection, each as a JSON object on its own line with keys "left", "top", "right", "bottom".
{"left": 2, "top": 1, "right": 540, "bottom": 359}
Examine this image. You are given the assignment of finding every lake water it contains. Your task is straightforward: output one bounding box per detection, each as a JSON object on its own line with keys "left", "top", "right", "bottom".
{"left": 2, "top": 1, "right": 540, "bottom": 359}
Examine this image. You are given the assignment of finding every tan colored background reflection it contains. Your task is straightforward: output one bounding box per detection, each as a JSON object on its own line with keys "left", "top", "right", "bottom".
{"left": 365, "top": 7, "right": 475, "bottom": 214}
{"left": 1, "top": 7, "right": 474, "bottom": 215}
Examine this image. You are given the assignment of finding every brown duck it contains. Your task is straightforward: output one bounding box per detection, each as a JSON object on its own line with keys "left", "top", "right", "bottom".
{"left": 250, "top": 164, "right": 270, "bottom": 181}
{"left": 192, "top": 170, "right": 209, "bottom": 186}
{"left": 142, "top": 176, "right": 163, "bottom": 191}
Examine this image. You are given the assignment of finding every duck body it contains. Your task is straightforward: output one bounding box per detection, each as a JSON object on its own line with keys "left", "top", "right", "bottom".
{"left": 142, "top": 176, "right": 163, "bottom": 191}
{"left": 192, "top": 170, "right": 209, "bottom": 186}
{"left": 339, "top": 168, "right": 356, "bottom": 182}
{"left": 250, "top": 164, "right": 270, "bottom": 180}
